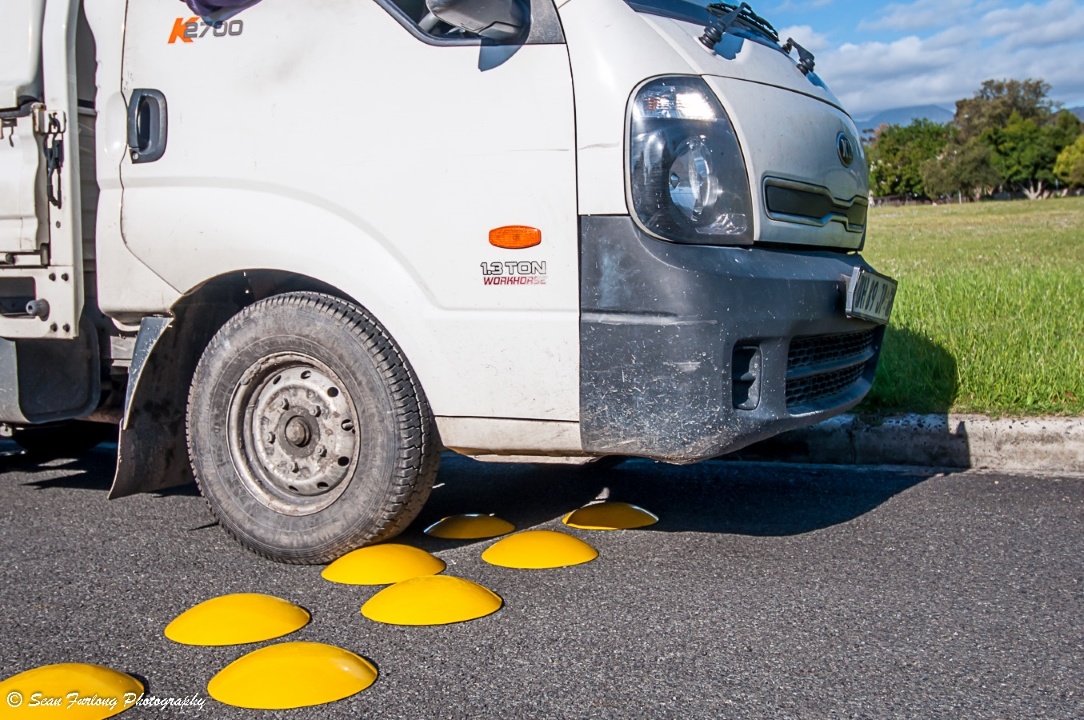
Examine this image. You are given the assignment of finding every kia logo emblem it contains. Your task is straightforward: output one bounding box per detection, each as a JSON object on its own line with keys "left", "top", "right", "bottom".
{"left": 837, "top": 132, "right": 855, "bottom": 167}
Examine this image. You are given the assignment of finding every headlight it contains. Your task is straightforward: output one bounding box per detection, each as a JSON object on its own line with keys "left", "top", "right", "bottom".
{"left": 628, "top": 77, "right": 753, "bottom": 245}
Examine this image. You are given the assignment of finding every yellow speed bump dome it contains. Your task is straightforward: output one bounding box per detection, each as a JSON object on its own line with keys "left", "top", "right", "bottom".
{"left": 563, "top": 501, "right": 659, "bottom": 530}
{"left": 208, "top": 641, "right": 377, "bottom": 710}
{"left": 361, "top": 575, "right": 502, "bottom": 626}
{"left": 481, "top": 529, "right": 598, "bottom": 569}
{"left": 424, "top": 514, "right": 515, "bottom": 540}
{"left": 0, "top": 663, "right": 143, "bottom": 719}
{"left": 321, "top": 544, "right": 445, "bottom": 585}
{"left": 164, "top": 593, "right": 310, "bottom": 646}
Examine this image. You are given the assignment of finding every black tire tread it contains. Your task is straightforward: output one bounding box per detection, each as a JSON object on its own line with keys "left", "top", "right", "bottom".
{"left": 186, "top": 292, "right": 439, "bottom": 564}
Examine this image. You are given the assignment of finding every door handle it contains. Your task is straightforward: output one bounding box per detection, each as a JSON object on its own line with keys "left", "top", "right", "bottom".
{"left": 127, "top": 89, "right": 168, "bottom": 164}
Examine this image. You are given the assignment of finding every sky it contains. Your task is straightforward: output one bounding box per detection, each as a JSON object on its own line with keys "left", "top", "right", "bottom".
{"left": 767, "top": 0, "right": 1084, "bottom": 119}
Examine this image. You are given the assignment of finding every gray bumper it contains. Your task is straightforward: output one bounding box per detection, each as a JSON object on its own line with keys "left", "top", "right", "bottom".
{"left": 580, "top": 216, "right": 886, "bottom": 463}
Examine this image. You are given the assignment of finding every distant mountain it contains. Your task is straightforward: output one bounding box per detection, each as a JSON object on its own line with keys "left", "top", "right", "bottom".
{"left": 856, "top": 105, "right": 955, "bottom": 135}
{"left": 854, "top": 104, "right": 1080, "bottom": 136}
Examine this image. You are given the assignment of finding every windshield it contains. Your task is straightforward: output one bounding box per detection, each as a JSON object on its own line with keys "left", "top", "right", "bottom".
{"left": 625, "top": 0, "right": 782, "bottom": 49}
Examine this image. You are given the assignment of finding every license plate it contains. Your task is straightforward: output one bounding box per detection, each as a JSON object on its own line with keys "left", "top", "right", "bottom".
{"left": 846, "top": 267, "right": 897, "bottom": 324}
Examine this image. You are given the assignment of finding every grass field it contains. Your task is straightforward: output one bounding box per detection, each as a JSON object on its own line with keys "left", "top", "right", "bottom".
{"left": 856, "top": 196, "right": 1084, "bottom": 417}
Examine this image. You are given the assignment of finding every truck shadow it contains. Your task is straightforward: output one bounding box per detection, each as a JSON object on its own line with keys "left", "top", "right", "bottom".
{"left": 0, "top": 441, "right": 200, "bottom": 496}
{"left": 3, "top": 443, "right": 941, "bottom": 545}
{"left": 407, "top": 453, "right": 938, "bottom": 550}
{"left": 862, "top": 326, "right": 960, "bottom": 416}
{"left": 1, "top": 441, "right": 118, "bottom": 491}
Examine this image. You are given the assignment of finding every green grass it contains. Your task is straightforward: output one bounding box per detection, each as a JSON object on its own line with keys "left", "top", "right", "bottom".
{"left": 856, "top": 196, "right": 1084, "bottom": 417}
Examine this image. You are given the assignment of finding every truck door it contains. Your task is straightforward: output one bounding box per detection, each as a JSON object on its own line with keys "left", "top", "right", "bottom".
{"left": 0, "top": 1, "right": 47, "bottom": 264}
{"left": 0, "top": 0, "right": 100, "bottom": 427}
{"left": 118, "top": 0, "right": 581, "bottom": 423}
{"left": 0, "top": 0, "right": 85, "bottom": 342}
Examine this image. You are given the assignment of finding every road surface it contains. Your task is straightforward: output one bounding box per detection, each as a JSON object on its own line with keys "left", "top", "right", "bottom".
{"left": 1, "top": 443, "right": 1081, "bottom": 719}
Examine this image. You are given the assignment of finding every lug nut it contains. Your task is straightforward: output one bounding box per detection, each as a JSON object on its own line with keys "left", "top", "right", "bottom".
{"left": 317, "top": 446, "right": 327, "bottom": 458}
{"left": 290, "top": 461, "right": 300, "bottom": 473}
{"left": 265, "top": 432, "right": 275, "bottom": 444}
{"left": 280, "top": 398, "right": 290, "bottom": 410}
{"left": 312, "top": 406, "right": 321, "bottom": 417}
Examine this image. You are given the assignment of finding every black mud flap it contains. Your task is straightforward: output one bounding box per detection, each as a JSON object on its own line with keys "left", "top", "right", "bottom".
{"left": 110, "top": 317, "right": 194, "bottom": 498}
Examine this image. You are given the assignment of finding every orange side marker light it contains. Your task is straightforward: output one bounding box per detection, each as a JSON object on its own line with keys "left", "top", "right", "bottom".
{"left": 489, "top": 226, "right": 542, "bottom": 249}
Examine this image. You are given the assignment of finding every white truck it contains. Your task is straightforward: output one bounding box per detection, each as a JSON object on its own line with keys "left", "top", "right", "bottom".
{"left": 1, "top": 0, "right": 896, "bottom": 562}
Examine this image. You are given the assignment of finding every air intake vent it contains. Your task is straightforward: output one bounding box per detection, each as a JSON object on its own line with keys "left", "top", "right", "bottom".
{"left": 786, "top": 329, "right": 877, "bottom": 410}
{"left": 765, "top": 180, "right": 867, "bottom": 233}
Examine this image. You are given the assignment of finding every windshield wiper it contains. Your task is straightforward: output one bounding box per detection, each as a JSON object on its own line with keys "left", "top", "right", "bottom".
{"left": 781, "top": 37, "right": 816, "bottom": 75}
{"left": 698, "top": 2, "right": 779, "bottom": 48}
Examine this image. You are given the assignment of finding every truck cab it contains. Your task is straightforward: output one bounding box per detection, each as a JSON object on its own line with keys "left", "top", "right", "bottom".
{"left": 0, "top": 0, "right": 895, "bottom": 562}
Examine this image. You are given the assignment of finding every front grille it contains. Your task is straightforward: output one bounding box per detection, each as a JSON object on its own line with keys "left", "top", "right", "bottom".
{"left": 785, "top": 329, "right": 876, "bottom": 410}
{"left": 786, "top": 363, "right": 865, "bottom": 409}
{"left": 788, "top": 330, "right": 874, "bottom": 372}
{"left": 764, "top": 181, "right": 867, "bottom": 233}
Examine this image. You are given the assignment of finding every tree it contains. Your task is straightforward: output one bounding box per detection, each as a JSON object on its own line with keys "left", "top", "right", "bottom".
{"left": 921, "top": 138, "right": 1002, "bottom": 200}
{"left": 941, "top": 80, "right": 1081, "bottom": 199}
{"left": 955, "top": 78, "right": 1056, "bottom": 142}
{"left": 866, "top": 118, "right": 953, "bottom": 198}
{"left": 1048, "top": 108, "right": 1083, "bottom": 149}
{"left": 1055, "top": 135, "right": 1084, "bottom": 187}
{"left": 984, "top": 109, "right": 1081, "bottom": 198}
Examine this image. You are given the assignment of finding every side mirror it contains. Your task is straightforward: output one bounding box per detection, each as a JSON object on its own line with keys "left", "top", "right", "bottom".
{"left": 425, "top": 0, "right": 527, "bottom": 41}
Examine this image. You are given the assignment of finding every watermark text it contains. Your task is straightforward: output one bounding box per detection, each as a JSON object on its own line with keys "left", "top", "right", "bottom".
{"left": 5, "top": 690, "right": 205, "bottom": 712}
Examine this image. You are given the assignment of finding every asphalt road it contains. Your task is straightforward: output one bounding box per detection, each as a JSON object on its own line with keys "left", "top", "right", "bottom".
{"left": 1, "top": 441, "right": 1081, "bottom": 719}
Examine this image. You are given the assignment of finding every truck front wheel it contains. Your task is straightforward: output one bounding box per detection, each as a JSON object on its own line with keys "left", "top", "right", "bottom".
{"left": 186, "top": 292, "right": 438, "bottom": 564}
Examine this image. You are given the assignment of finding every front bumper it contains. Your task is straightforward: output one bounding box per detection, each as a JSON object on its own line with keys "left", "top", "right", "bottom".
{"left": 580, "top": 216, "right": 886, "bottom": 463}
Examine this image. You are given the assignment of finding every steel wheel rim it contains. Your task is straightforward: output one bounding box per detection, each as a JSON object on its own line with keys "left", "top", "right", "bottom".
{"left": 226, "top": 353, "right": 360, "bottom": 516}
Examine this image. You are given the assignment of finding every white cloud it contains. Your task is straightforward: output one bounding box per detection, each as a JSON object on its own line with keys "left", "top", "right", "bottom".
{"left": 772, "top": 0, "right": 835, "bottom": 13}
{"left": 817, "top": 0, "right": 1084, "bottom": 116}
{"left": 976, "top": 0, "right": 1084, "bottom": 50}
{"left": 775, "top": 24, "right": 831, "bottom": 52}
{"left": 858, "top": 0, "right": 1001, "bottom": 33}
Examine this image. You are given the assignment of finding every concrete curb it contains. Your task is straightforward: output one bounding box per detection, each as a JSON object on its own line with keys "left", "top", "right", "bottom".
{"left": 734, "top": 414, "right": 1084, "bottom": 473}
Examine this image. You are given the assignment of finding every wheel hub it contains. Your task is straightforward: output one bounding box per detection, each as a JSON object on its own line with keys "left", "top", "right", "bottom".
{"left": 233, "top": 358, "right": 360, "bottom": 510}
{"left": 284, "top": 416, "right": 313, "bottom": 448}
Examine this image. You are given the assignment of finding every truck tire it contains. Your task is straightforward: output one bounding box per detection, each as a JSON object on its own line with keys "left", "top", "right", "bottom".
{"left": 12, "top": 421, "right": 117, "bottom": 459}
{"left": 186, "top": 292, "right": 439, "bottom": 564}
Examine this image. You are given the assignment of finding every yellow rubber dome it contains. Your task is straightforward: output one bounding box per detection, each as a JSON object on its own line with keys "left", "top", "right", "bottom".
{"left": 0, "top": 663, "right": 143, "bottom": 719}
{"left": 424, "top": 514, "right": 515, "bottom": 540}
{"left": 563, "top": 501, "right": 658, "bottom": 530}
{"left": 362, "top": 575, "right": 502, "bottom": 626}
{"left": 481, "top": 529, "right": 598, "bottom": 569}
{"left": 164, "top": 593, "right": 310, "bottom": 646}
{"left": 321, "top": 544, "right": 445, "bottom": 585}
{"left": 208, "top": 641, "right": 377, "bottom": 710}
